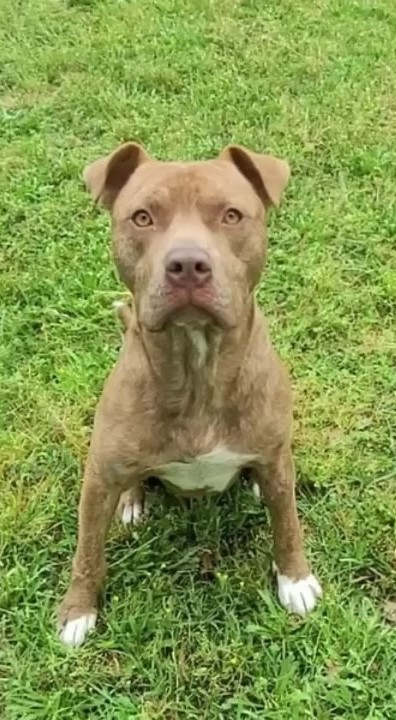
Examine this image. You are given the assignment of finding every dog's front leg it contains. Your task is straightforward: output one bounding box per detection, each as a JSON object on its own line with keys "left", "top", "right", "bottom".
{"left": 57, "top": 460, "right": 121, "bottom": 647}
{"left": 255, "top": 445, "right": 322, "bottom": 616}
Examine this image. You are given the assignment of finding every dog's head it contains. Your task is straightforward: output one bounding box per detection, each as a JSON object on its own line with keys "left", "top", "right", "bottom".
{"left": 84, "top": 143, "right": 289, "bottom": 332}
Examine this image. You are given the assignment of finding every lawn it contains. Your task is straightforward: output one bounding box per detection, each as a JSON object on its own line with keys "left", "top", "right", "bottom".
{"left": 1, "top": 0, "right": 396, "bottom": 717}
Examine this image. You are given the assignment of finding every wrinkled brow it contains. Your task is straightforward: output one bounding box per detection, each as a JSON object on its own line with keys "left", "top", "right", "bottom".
{"left": 131, "top": 184, "right": 172, "bottom": 209}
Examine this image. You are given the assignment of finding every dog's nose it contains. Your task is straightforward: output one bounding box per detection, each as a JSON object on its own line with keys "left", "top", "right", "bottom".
{"left": 165, "top": 248, "right": 212, "bottom": 288}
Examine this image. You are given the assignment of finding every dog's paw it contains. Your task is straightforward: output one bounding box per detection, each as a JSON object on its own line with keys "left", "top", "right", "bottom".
{"left": 276, "top": 572, "right": 322, "bottom": 616}
{"left": 58, "top": 613, "right": 97, "bottom": 647}
{"left": 118, "top": 488, "right": 146, "bottom": 526}
{"left": 120, "top": 499, "right": 142, "bottom": 525}
{"left": 252, "top": 481, "right": 261, "bottom": 499}
{"left": 57, "top": 583, "right": 99, "bottom": 648}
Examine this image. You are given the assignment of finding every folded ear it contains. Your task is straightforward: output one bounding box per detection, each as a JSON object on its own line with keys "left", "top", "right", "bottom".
{"left": 83, "top": 142, "right": 150, "bottom": 210}
{"left": 219, "top": 144, "right": 290, "bottom": 208}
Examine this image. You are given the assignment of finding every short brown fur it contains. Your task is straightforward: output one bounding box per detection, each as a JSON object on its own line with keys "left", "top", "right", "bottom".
{"left": 58, "top": 143, "right": 318, "bottom": 637}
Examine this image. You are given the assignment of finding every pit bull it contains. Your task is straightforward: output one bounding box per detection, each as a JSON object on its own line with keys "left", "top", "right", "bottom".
{"left": 58, "top": 142, "right": 322, "bottom": 646}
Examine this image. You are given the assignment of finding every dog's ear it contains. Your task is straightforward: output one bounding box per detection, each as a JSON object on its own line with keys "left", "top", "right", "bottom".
{"left": 219, "top": 145, "right": 290, "bottom": 208}
{"left": 83, "top": 142, "right": 150, "bottom": 210}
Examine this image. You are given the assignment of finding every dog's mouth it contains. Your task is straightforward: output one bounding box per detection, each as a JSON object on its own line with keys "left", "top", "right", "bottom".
{"left": 169, "top": 304, "right": 214, "bottom": 326}
{"left": 143, "top": 287, "right": 236, "bottom": 332}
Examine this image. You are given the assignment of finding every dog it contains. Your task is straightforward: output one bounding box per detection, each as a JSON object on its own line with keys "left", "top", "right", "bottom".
{"left": 58, "top": 142, "right": 322, "bottom": 647}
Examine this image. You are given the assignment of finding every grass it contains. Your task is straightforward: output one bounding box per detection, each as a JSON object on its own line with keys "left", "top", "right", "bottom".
{"left": 1, "top": 0, "right": 396, "bottom": 716}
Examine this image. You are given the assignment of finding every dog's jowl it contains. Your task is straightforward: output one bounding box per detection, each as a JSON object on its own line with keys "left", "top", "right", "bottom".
{"left": 58, "top": 143, "right": 322, "bottom": 647}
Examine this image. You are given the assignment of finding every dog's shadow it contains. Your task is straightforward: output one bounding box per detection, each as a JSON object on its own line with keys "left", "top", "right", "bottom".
{"left": 107, "top": 476, "right": 270, "bottom": 596}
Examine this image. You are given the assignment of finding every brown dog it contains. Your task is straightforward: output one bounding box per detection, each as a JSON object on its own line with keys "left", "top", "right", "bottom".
{"left": 58, "top": 143, "right": 322, "bottom": 646}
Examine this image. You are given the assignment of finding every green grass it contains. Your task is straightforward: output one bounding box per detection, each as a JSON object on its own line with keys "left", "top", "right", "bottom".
{"left": 1, "top": 0, "right": 396, "bottom": 717}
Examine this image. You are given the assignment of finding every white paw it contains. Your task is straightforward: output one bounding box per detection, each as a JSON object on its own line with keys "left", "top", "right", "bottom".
{"left": 276, "top": 572, "right": 322, "bottom": 616}
{"left": 252, "top": 481, "right": 261, "bottom": 499}
{"left": 118, "top": 488, "right": 146, "bottom": 526}
{"left": 59, "top": 613, "right": 97, "bottom": 647}
{"left": 120, "top": 499, "right": 143, "bottom": 525}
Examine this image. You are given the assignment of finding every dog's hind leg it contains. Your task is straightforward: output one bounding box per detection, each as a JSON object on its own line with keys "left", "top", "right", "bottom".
{"left": 118, "top": 484, "right": 146, "bottom": 525}
{"left": 113, "top": 299, "right": 133, "bottom": 333}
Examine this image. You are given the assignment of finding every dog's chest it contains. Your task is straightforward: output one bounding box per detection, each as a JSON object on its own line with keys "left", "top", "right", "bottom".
{"left": 156, "top": 447, "right": 257, "bottom": 493}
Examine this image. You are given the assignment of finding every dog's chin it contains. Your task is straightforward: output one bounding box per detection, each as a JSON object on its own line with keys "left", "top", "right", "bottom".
{"left": 141, "top": 301, "right": 236, "bottom": 333}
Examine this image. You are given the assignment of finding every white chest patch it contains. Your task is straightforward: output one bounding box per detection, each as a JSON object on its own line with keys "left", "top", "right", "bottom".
{"left": 156, "top": 447, "right": 257, "bottom": 493}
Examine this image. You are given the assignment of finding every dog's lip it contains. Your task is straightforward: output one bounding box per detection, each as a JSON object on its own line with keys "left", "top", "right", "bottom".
{"left": 143, "top": 292, "right": 237, "bottom": 332}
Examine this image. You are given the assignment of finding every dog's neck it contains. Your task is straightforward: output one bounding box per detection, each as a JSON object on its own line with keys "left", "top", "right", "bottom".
{"left": 137, "top": 300, "right": 259, "bottom": 415}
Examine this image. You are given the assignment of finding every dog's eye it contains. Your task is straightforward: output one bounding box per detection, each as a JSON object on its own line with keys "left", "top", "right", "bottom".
{"left": 222, "top": 208, "right": 243, "bottom": 225}
{"left": 131, "top": 209, "right": 153, "bottom": 227}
